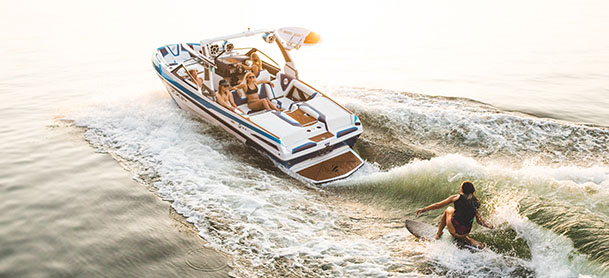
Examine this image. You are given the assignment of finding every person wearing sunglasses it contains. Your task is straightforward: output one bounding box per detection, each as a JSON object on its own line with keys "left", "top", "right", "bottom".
{"left": 216, "top": 79, "right": 243, "bottom": 114}
{"left": 233, "top": 72, "right": 280, "bottom": 112}
{"left": 237, "top": 52, "right": 263, "bottom": 77}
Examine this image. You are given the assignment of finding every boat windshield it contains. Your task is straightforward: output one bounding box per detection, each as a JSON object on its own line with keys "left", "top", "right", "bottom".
{"left": 208, "top": 35, "right": 285, "bottom": 69}
{"left": 232, "top": 47, "right": 280, "bottom": 69}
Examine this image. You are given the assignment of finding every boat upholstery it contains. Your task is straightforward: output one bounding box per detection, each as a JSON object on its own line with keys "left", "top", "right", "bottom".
{"left": 259, "top": 84, "right": 270, "bottom": 99}
{"left": 231, "top": 90, "right": 247, "bottom": 106}
{"left": 306, "top": 97, "right": 352, "bottom": 133}
{"left": 272, "top": 97, "right": 293, "bottom": 110}
{"left": 257, "top": 70, "right": 272, "bottom": 82}
{"left": 162, "top": 45, "right": 192, "bottom": 66}
{"left": 273, "top": 111, "right": 301, "bottom": 126}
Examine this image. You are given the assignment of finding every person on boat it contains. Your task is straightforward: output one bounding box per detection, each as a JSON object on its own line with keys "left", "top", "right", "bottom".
{"left": 233, "top": 72, "right": 280, "bottom": 112}
{"left": 415, "top": 181, "right": 493, "bottom": 248}
{"left": 216, "top": 79, "right": 243, "bottom": 113}
{"left": 187, "top": 69, "right": 203, "bottom": 89}
{"left": 237, "top": 52, "right": 262, "bottom": 77}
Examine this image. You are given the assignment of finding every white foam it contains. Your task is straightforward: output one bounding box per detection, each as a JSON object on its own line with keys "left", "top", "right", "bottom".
{"left": 68, "top": 94, "right": 405, "bottom": 276}
{"left": 325, "top": 86, "right": 609, "bottom": 165}
{"left": 341, "top": 154, "right": 485, "bottom": 186}
{"left": 67, "top": 91, "right": 609, "bottom": 277}
{"left": 340, "top": 154, "right": 609, "bottom": 276}
{"left": 492, "top": 197, "right": 602, "bottom": 277}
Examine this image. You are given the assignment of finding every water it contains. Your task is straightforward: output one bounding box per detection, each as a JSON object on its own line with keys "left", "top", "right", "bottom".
{"left": 2, "top": 0, "right": 609, "bottom": 277}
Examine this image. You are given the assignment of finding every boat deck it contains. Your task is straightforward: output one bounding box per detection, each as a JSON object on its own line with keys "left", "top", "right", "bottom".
{"left": 286, "top": 109, "right": 317, "bottom": 126}
{"left": 296, "top": 151, "right": 362, "bottom": 183}
{"left": 309, "top": 131, "right": 333, "bottom": 142}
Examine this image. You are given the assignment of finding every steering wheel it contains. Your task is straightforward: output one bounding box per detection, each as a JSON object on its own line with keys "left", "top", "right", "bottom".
{"left": 235, "top": 63, "right": 245, "bottom": 74}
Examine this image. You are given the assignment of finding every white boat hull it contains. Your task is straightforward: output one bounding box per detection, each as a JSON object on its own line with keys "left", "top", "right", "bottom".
{"left": 152, "top": 30, "right": 364, "bottom": 184}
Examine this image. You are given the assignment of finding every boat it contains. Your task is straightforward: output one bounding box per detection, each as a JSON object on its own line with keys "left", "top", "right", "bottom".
{"left": 151, "top": 28, "right": 363, "bottom": 184}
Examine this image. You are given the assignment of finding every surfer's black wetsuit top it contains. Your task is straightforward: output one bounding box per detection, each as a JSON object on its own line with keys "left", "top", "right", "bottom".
{"left": 245, "top": 84, "right": 258, "bottom": 95}
{"left": 452, "top": 194, "right": 480, "bottom": 235}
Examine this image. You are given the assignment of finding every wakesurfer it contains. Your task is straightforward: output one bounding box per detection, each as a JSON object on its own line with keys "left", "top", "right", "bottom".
{"left": 415, "top": 181, "right": 493, "bottom": 248}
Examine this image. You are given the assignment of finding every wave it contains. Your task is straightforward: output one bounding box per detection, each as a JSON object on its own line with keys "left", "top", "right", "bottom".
{"left": 326, "top": 86, "right": 609, "bottom": 167}
{"left": 65, "top": 87, "right": 609, "bottom": 277}
{"left": 329, "top": 154, "right": 609, "bottom": 276}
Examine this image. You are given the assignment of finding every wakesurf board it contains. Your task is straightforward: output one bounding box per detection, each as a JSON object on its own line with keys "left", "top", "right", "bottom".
{"left": 405, "top": 219, "right": 480, "bottom": 250}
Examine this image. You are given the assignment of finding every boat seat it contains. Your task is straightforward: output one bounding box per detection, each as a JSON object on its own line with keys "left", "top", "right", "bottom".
{"left": 271, "top": 85, "right": 320, "bottom": 111}
{"left": 273, "top": 111, "right": 301, "bottom": 126}
{"left": 299, "top": 102, "right": 326, "bottom": 123}
{"left": 272, "top": 96, "right": 294, "bottom": 111}
{"left": 258, "top": 80, "right": 294, "bottom": 110}
{"left": 231, "top": 90, "right": 247, "bottom": 106}
{"left": 163, "top": 44, "right": 192, "bottom": 65}
{"left": 257, "top": 69, "right": 272, "bottom": 82}
{"left": 271, "top": 73, "right": 294, "bottom": 99}
{"left": 287, "top": 86, "right": 306, "bottom": 101}
{"left": 277, "top": 73, "right": 295, "bottom": 92}
{"left": 272, "top": 73, "right": 319, "bottom": 103}
{"left": 287, "top": 81, "right": 318, "bottom": 101}
{"left": 259, "top": 84, "right": 270, "bottom": 99}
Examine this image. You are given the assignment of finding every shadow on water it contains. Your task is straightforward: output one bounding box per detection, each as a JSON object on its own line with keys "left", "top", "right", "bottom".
{"left": 352, "top": 110, "right": 435, "bottom": 170}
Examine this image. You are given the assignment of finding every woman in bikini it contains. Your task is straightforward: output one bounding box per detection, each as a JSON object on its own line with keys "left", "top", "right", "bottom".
{"left": 237, "top": 52, "right": 262, "bottom": 77}
{"left": 232, "top": 72, "right": 280, "bottom": 112}
{"left": 415, "top": 181, "right": 493, "bottom": 248}
{"left": 215, "top": 79, "right": 243, "bottom": 113}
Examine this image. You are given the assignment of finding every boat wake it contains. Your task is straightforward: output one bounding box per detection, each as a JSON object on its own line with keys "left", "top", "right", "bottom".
{"left": 65, "top": 87, "right": 609, "bottom": 277}
{"left": 326, "top": 86, "right": 609, "bottom": 167}
{"left": 67, "top": 92, "right": 414, "bottom": 277}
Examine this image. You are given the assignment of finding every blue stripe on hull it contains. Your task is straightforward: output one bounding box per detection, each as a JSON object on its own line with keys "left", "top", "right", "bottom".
{"left": 152, "top": 60, "right": 281, "bottom": 145}
{"left": 152, "top": 54, "right": 361, "bottom": 174}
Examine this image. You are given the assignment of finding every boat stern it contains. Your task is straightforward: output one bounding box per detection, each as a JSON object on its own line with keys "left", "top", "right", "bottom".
{"left": 288, "top": 145, "right": 363, "bottom": 184}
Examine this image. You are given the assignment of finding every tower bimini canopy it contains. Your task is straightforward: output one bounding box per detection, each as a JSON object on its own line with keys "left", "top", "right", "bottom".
{"left": 199, "top": 27, "right": 321, "bottom": 50}
{"left": 276, "top": 27, "right": 322, "bottom": 50}
{"left": 199, "top": 28, "right": 275, "bottom": 46}
{"left": 197, "top": 27, "right": 321, "bottom": 79}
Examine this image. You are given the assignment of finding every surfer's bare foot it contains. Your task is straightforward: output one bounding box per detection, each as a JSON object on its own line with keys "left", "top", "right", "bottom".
{"left": 435, "top": 231, "right": 443, "bottom": 240}
{"left": 466, "top": 236, "right": 485, "bottom": 249}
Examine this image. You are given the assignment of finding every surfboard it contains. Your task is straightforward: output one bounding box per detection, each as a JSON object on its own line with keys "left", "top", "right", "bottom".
{"left": 405, "top": 219, "right": 479, "bottom": 250}
{"left": 405, "top": 219, "right": 437, "bottom": 241}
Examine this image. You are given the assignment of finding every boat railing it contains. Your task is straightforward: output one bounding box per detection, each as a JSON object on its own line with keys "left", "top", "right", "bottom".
{"left": 180, "top": 43, "right": 215, "bottom": 68}
{"left": 170, "top": 63, "right": 215, "bottom": 98}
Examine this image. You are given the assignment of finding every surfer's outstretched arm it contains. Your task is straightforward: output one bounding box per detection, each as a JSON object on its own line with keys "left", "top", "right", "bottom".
{"left": 416, "top": 194, "right": 460, "bottom": 216}
{"left": 475, "top": 210, "right": 493, "bottom": 229}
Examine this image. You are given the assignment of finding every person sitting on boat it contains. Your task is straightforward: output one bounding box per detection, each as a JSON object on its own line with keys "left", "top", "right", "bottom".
{"left": 415, "top": 181, "right": 493, "bottom": 248}
{"left": 233, "top": 72, "right": 280, "bottom": 112}
{"left": 216, "top": 79, "right": 243, "bottom": 114}
{"left": 237, "top": 53, "right": 262, "bottom": 77}
{"left": 187, "top": 69, "right": 203, "bottom": 89}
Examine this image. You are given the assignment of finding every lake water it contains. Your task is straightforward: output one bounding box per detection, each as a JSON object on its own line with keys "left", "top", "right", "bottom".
{"left": 2, "top": 0, "right": 608, "bottom": 277}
